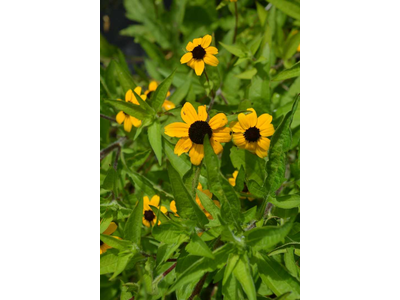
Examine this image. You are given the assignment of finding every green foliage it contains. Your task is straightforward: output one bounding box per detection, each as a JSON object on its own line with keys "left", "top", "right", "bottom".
{"left": 100, "top": 0, "right": 300, "bottom": 298}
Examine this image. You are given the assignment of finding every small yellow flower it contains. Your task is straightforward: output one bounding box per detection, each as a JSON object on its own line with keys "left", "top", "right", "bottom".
{"left": 164, "top": 102, "right": 231, "bottom": 165}
{"left": 100, "top": 221, "right": 121, "bottom": 254}
{"left": 229, "top": 170, "right": 255, "bottom": 201}
{"left": 170, "top": 200, "right": 178, "bottom": 216}
{"left": 231, "top": 108, "right": 275, "bottom": 158}
{"left": 116, "top": 87, "right": 147, "bottom": 132}
{"left": 180, "top": 34, "right": 219, "bottom": 76}
{"left": 195, "top": 183, "right": 220, "bottom": 220}
{"left": 142, "top": 195, "right": 168, "bottom": 227}
{"left": 144, "top": 81, "right": 176, "bottom": 111}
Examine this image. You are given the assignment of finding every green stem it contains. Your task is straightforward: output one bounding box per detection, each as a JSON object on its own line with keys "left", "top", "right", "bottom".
{"left": 233, "top": 2, "right": 238, "bottom": 43}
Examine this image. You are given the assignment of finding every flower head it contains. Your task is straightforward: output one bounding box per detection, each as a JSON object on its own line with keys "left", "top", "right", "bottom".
{"left": 232, "top": 108, "right": 275, "bottom": 158}
{"left": 142, "top": 195, "right": 167, "bottom": 227}
{"left": 164, "top": 102, "right": 231, "bottom": 165}
{"left": 144, "top": 81, "right": 176, "bottom": 111}
{"left": 100, "top": 221, "right": 121, "bottom": 254}
{"left": 116, "top": 87, "right": 147, "bottom": 132}
{"left": 180, "top": 34, "right": 219, "bottom": 76}
{"left": 229, "top": 170, "right": 254, "bottom": 201}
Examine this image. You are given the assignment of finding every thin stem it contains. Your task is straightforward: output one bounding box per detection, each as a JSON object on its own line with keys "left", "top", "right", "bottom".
{"left": 204, "top": 69, "right": 216, "bottom": 114}
{"left": 233, "top": 2, "right": 238, "bottom": 43}
{"left": 216, "top": 88, "right": 228, "bottom": 105}
{"left": 113, "top": 147, "right": 121, "bottom": 170}
{"left": 100, "top": 137, "right": 127, "bottom": 161}
{"left": 100, "top": 114, "right": 117, "bottom": 123}
{"left": 192, "top": 165, "right": 201, "bottom": 199}
{"left": 189, "top": 272, "right": 209, "bottom": 300}
{"left": 162, "top": 262, "right": 177, "bottom": 277}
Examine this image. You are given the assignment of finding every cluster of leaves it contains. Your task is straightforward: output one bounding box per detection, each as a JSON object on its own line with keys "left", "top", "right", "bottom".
{"left": 100, "top": 0, "right": 300, "bottom": 299}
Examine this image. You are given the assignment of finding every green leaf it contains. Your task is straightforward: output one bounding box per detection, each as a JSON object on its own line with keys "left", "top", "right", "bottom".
{"left": 284, "top": 247, "right": 298, "bottom": 279}
{"left": 124, "top": 197, "right": 143, "bottom": 245}
{"left": 132, "top": 89, "right": 155, "bottom": 115}
{"left": 256, "top": 1, "right": 268, "bottom": 26}
{"left": 114, "top": 60, "right": 136, "bottom": 93}
{"left": 110, "top": 250, "right": 135, "bottom": 280}
{"left": 223, "top": 253, "right": 240, "bottom": 285}
{"left": 101, "top": 167, "right": 117, "bottom": 191}
{"left": 230, "top": 147, "right": 266, "bottom": 186}
{"left": 100, "top": 252, "right": 118, "bottom": 275}
{"left": 196, "top": 189, "right": 220, "bottom": 220}
{"left": 255, "top": 252, "right": 300, "bottom": 300}
{"left": 249, "top": 75, "right": 270, "bottom": 109}
{"left": 169, "top": 74, "right": 192, "bottom": 105}
{"left": 219, "top": 42, "right": 245, "bottom": 57}
{"left": 272, "top": 62, "right": 300, "bottom": 81}
{"left": 151, "top": 69, "right": 176, "bottom": 112}
{"left": 267, "top": 0, "right": 300, "bottom": 20}
{"left": 164, "top": 138, "right": 191, "bottom": 177}
{"left": 100, "top": 234, "right": 132, "bottom": 251}
{"left": 166, "top": 161, "right": 209, "bottom": 227}
{"left": 148, "top": 119, "right": 163, "bottom": 165}
{"left": 283, "top": 31, "right": 300, "bottom": 60}
{"left": 203, "top": 137, "right": 242, "bottom": 226}
{"left": 235, "top": 68, "right": 257, "bottom": 80}
{"left": 233, "top": 166, "right": 245, "bottom": 193}
{"left": 104, "top": 99, "right": 150, "bottom": 121}
{"left": 185, "top": 232, "right": 215, "bottom": 259}
{"left": 245, "top": 219, "right": 294, "bottom": 251}
{"left": 233, "top": 253, "right": 257, "bottom": 300}
{"left": 222, "top": 273, "right": 240, "bottom": 300}
{"left": 270, "top": 194, "right": 300, "bottom": 210}
{"left": 100, "top": 216, "right": 113, "bottom": 234}
{"left": 152, "top": 222, "right": 187, "bottom": 244}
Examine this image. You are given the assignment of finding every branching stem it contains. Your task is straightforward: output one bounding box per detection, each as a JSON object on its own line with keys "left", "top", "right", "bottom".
{"left": 100, "top": 137, "right": 127, "bottom": 161}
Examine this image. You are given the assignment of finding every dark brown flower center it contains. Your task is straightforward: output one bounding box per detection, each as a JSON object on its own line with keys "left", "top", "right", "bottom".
{"left": 147, "top": 91, "right": 153, "bottom": 100}
{"left": 189, "top": 121, "right": 212, "bottom": 144}
{"left": 192, "top": 45, "right": 206, "bottom": 60}
{"left": 144, "top": 210, "right": 155, "bottom": 222}
{"left": 244, "top": 126, "right": 261, "bottom": 142}
{"left": 100, "top": 240, "right": 104, "bottom": 246}
{"left": 242, "top": 183, "right": 249, "bottom": 193}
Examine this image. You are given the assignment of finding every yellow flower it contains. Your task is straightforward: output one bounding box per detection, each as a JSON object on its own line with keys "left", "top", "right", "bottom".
{"left": 231, "top": 108, "right": 275, "bottom": 158}
{"left": 180, "top": 34, "right": 219, "bottom": 76}
{"left": 170, "top": 200, "right": 178, "bottom": 216}
{"left": 116, "top": 87, "right": 147, "bottom": 132}
{"left": 230, "top": 0, "right": 237, "bottom": 2}
{"left": 195, "top": 183, "right": 220, "bottom": 220}
{"left": 100, "top": 221, "right": 121, "bottom": 254}
{"left": 229, "top": 170, "right": 255, "bottom": 201}
{"left": 297, "top": 44, "right": 300, "bottom": 52}
{"left": 144, "top": 81, "right": 176, "bottom": 111}
{"left": 164, "top": 102, "right": 231, "bottom": 165}
{"left": 142, "top": 195, "right": 168, "bottom": 227}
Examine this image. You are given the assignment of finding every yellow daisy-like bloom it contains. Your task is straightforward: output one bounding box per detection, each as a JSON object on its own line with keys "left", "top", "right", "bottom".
{"left": 195, "top": 183, "right": 220, "bottom": 220}
{"left": 142, "top": 195, "right": 168, "bottom": 228}
{"left": 100, "top": 221, "right": 121, "bottom": 254}
{"left": 116, "top": 87, "right": 147, "bottom": 132}
{"left": 232, "top": 108, "right": 275, "bottom": 158}
{"left": 164, "top": 102, "right": 231, "bottom": 165}
{"left": 229, "top": 170, "right": 255, "bottom": 201}
{"left": 180, "top": 34, "right": 219, "bottom": 76}
{"left": 170, "top": 200, "right": 179, "bottom": 216}
{"left": 144, "top": 81, "right": 176, "bottom": 111}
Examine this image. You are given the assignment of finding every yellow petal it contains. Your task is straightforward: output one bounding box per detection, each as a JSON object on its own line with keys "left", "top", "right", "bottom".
{"left": 142, "top": 217, "right": 151, "bottom": 228}
{"left": 125, "top": 89, "right": 134, "bottom": 102}
{"left": 209, "top": 113, "right": 228, "bottom": 129}
{"left": 149, "top": 81, "right": 158, "bottom": 91}
{"left": 160, "top": 206, "right": 168, "bottom": 214}
{"left": 197, "top": 105, "right": 208, "bottom": 121}
{"left": 197, "top": 183, "right": 203, "bottom": 190}
{"left": 232, "top": 170, "right": 238, "bottom": 180}
{"left": 124, "top": 117, "right": 132, "bottom": 132}
{"left": 134, "top": 86, "right": 142, "bottom": 96}
{"left": 212, "top": 127, "right": 231, "bottom": 143}
{"left": 180, "top": 52, "right": 193, "bottom": 64}
{"left": 162, "top": 100, "right": 175, "bottom": 111}
{"left": 186, "top": 41, "right": 195, "bottom": 51}
{"left": 255, "top": 145, "right": 269, "bottom": 158}
{"left": 232, "top": 133, "right": 247, "bottom": 147}
{"left": 205, "top": 46, "right": 218, "bottom": 55}
{"left": 187, "top": 59, "right": 196, "bottom": 69}
{"left": 174, "top": 137, "right": 193, "bottom": 156}
{"left": 130, "top": 116, "right": 142, "bottom": 128}
{"left": 257, "top": 137, "right": 271, "bottom": 152}
{"left": 211, "top": 139, "right": 223, "bottom": 155}
{"left": 193, "top": 38, "right": 203, "bottom": 46}
{"left": 116, "top": 111, "right": 125, "bottom": 124}
{"left": 201, "top": 34, "right": 212, "bottom": 48}
{"left": 181, "top": 102, "right": 198, "bottom": 125}
{"left": 232, "top": 121, "right": 245, "bottom": 133}
{"left": 194, "top": 60, "right": 205, "bottom": 76}
{"left": 228, "top": 177, "right": 236, "bottom": 187}
{"left": 143, "top": 196, "right": 150, "bottom": 206}
{"left": 257, "top": 113, "right": 273, "bottom": 130}
{"left": 103, "top": 222, "right": 117, "bottom": 235}
{"left": 170, "top": 200, "right": 177, "bottom": 213}
{"left": 245, "top": 141, "right": 257, "bottom": 153}
{"left": 164, "top": 122, "right": 190, "bottom": 137}
{"left": 260, "top": 123, "right": 275, "bottom": 137}
{"left": 189, "top": 143, "right": 204, "bottom": 165}
{"left": 204, "top": 53, "right": 219, "bottom": 67}
{"left": 238, "top": 109, "right": 257, "bottom": 130}
{"left": 149, "top": 195, "right": 160, "bottom": 207}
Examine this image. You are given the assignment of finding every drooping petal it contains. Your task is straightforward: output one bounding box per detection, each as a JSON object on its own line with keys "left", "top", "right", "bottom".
{"left": 162, "top": 100, "right": 175, "bottom": 111}
{"left": 194, "top": 60, "right": 205, "bottom": 76}
{"left": 257, "top": 137, "right": 271, "bottom": 152}
{"left": 204, "top": 53, "right": 219, "bottom": 66}
{"left": 174, "top": 137, "right": 193, "bottom": 156}
{"left": 186, "top": 41, "right": 195, "bottom": 51}
{"left": 149, "top": 81, "right": 158, "bottom": 91}
{"left": 103, "top": 222, "right": 117, "bottom": 235}
{"left": 130, "top": 116, "right": 142, "bottom": 128}
{"left": 193, "top": 38, "right": 203, "bottom": 46}
{"left": 149, "top": 195, "right": 160, "bottom": 207}
{"left": 209, "top": 113, "right": 228, "bottom": 129}
{"left": 257, "top": 113, "right": 273, "bottom": 130}
{"left": 232, "top": 133, "right": 247, "bottom": 148}
{"left": 260, "top": 123, "right": 275, "bottom": 137}
{"left": 116, "top": 111, "right": 125, "bottom": 124}
{"left": 201, "top": 34, "right": 212, "bottom": 48}
{"left": 164, "top": 122, "right": 190, "bottom": 137}
{"left": 211, "top": 139, "right": 223, "bottom": 155}
{"left": 255, "top": 145, "right": 269, "bottom": 158}
{"left": 124, "top": 117, "right": 133, "bottom": 132}
{"left": 205, "top": 46, "right": 218, "bottom": 55}
{"left": 212, "top": 127, "right": 232, "bottom": 143}
{"left": 189, "top": 143, "right": 204, "bottom": 165}
{"left": 181, "top": 102, "right": 198, "bottom": 125}
{"left": 180, "top": 52, "right": 193, "bottom": 64}
{"left": 197, "top": 105, "right": 208, "bottom": 121}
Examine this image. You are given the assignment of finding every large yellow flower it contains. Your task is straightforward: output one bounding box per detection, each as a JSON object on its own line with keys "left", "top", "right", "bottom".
{"left": 232, "top": 108, "right": 275, "bottom": 158}
{"left": 229, "top": 170, "right": 254, "bottom": 201}
{"left": 116, "top": 87, "right": 147, "bottom": 132}
{"left": 164, "top": 102, "right": 231, "bottom": 165}
{"left": 180, "top": 34, "right": 219, "bottom": 76}
{"left": 144, "top": 81, "right": 176, "bottom": 111}
{"left": 100, "top": 221, "right": 121, "bottom": 254}
{"left": 142, "top": 195, "right": 168, "bottom": 228}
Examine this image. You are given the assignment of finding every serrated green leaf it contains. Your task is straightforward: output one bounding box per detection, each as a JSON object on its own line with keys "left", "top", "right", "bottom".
{"left": 272, "top": 62, "right": 300, "bottom": 81}
{"left": 151, "top": 69, "right": 176, "bottom": 112}
{"left": 148, "top": 119, "right": 163, "bottom": 165}
{"left": 124, "top": 197, "right": 143, "bottom": 245}
{"left": 185, "top": 232, "right": 215, "bottom": 259}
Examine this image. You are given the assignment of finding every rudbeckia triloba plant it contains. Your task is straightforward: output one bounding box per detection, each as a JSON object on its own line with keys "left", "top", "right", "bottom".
{"left": 100, "top": 0, "right": 300, "bottom": 299}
